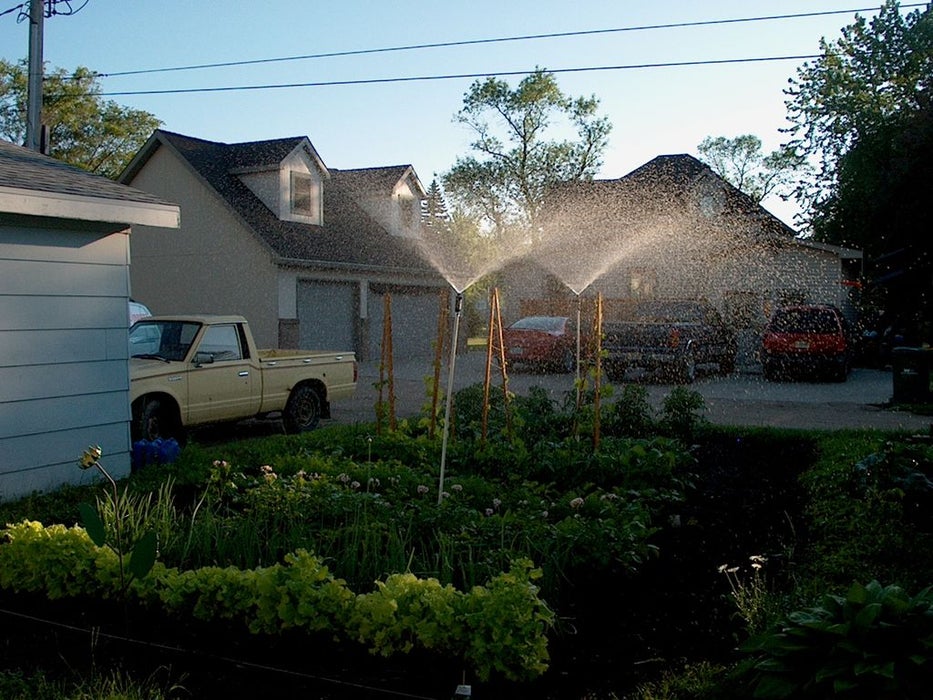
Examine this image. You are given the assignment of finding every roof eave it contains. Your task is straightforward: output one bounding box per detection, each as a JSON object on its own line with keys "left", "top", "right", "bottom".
{"left": 0, "top": 185, "right": 180, "bottom": 228}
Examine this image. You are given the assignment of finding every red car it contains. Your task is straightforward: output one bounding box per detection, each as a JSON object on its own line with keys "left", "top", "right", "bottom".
{"left": 502, "top": 316, "right": 577, "bottom": 373}
{"left": 761, "top": 304, "right": 851, "bottom": 382}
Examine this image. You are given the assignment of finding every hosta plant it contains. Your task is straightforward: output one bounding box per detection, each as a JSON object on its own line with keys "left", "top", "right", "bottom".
{"left": 737, "top": 580, "right": 933, "bottom": 698}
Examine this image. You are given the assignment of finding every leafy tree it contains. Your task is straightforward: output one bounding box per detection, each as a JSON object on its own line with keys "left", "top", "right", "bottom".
{"left": 0, "top": 60, "right": 161, "bottom": 179}
{"left": 442, "top": 69, "right": 611, "bottom": 239}
{"left": 783, "top": 1, "right": 933, "bottom": 227}
{"left": 696, "top": 134, "right": 803, "bottom": 204}
{"left": 782, "top": 2, "right": 933, "bottom": 334}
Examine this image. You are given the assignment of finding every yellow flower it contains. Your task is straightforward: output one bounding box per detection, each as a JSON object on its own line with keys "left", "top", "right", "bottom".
{"left": 79, "top": 445, "right": 102, "bottom": 470}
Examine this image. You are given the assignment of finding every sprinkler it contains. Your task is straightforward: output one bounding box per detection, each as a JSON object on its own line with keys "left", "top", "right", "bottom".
{"left": 438, "top": 291, "right": 463, "bottom": 505}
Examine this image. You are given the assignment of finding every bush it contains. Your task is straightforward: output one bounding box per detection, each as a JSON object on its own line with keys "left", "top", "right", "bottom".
{"left": 735, "top": 580, "right": 933, "bottom": 698}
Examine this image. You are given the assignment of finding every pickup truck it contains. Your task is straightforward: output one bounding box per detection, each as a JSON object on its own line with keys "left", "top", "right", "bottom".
{"left": 129, "top": 314, "right": 357, "bottom": 441}
{"left": 602, "top": 300, "right": 737, "bottom": 383}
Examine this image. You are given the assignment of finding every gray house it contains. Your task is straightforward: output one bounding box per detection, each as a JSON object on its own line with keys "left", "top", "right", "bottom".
{"left": 0, "top": 140, "right": 179, "bottom": 500}
{"left": 120, "top": 130, "right": 449, "bottom": 363}
{"left": 500, "top": 154, "right": 862, "bottom": 362}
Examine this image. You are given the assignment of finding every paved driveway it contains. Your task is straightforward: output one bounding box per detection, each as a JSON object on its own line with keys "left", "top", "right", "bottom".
{"left": 329, "top": 353, "right": 932, "bottom": 433}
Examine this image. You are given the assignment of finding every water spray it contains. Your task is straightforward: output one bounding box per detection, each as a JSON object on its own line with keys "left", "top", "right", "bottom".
{"left": 438, "top": 291, "right": 463, "bottom": 505}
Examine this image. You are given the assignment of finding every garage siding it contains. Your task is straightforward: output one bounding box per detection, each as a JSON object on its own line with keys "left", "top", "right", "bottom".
{"left": 368, "top": 288, "right": 444, "bottom": 362}
{"left": 297, "top": 280, "right": 357, "bottom": 352}
{"left": 0, "top": 225, "right": 132, "bottom": 499}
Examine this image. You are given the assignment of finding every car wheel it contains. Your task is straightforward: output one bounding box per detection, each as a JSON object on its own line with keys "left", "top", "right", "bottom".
{"left": 283, "top": 383, "right": 323, "bottom": 433}
{"left": 559, "top": 349, "right": 576, "bottom": 374}
{"left": 603, "top": 361, "right": 626, "bottom": 382}
{"left": 136, "top": 399, "right": 185, "bottom": 445}
{"left": 719, "top": 353, "right": 736, "bottom": 376}
{"left": 675, "top": 351, "right": 696, "bottom": 384}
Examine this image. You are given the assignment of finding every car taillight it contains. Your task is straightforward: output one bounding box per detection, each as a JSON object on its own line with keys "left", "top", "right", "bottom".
{"left": 669, "top": 328, "right": 681, "bottom": 348}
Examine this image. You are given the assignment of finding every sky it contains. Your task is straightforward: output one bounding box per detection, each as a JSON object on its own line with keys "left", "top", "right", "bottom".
{"left": 0, "top": 1, "right": 921, "bottom": 227}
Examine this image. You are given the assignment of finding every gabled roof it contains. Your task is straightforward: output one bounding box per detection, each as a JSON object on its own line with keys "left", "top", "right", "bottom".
{"left": 332, "top": 165, "right": 426, "bottom": 198}
{"left": 0, "top": 139, "right": 179, "bottom": 227}
{"left": 543, "top": 153, "right": 797, "bottom": 241}
{"left": 122, "top": 130, "right": 436, "bottom": 273}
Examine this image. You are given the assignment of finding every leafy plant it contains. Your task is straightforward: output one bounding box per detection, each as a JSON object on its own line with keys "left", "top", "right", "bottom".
{"left": 77, "top": 447, "right": 157, "bottom": 597}
{"left": 659, "top": 386, "right": 708, "bottom": 441}
{"left": 737, "top": 580, "right": 933, "bottom": 698}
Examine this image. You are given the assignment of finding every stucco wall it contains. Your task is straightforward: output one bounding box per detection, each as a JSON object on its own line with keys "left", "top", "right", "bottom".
{"left": 0, "top": 223, "right": 132, "bottom": 500}
{"left": 126, "top": 146, "right": 281, "bottom": 347}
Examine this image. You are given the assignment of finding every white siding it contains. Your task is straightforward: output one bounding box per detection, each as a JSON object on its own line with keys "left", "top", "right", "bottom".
{"left": 0, "top": 224, "right": 132, "bottom": 500}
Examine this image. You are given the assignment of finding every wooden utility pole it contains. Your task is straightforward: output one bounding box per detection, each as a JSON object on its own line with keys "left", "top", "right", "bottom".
{"left": 26, "top": 0, "right": 44, "bottom": 152}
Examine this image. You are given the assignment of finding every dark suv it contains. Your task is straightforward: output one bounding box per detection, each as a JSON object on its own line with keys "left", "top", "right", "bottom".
{"left": 761, "top": 304, "right": 851, "bottom": 382}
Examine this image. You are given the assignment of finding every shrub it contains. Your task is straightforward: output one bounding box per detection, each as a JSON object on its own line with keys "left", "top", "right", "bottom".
{"left": 736, "top": 580, "right": 933, "bottom": 698}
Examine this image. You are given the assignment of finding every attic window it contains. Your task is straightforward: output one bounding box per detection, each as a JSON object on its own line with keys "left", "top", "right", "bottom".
{"left": 290, "top": 172, "right": 314, "bottom": 216}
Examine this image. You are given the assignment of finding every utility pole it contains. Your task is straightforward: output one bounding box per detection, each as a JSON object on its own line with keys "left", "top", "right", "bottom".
{"left": 25, "top": 0, "right": 44, "bottom": 152}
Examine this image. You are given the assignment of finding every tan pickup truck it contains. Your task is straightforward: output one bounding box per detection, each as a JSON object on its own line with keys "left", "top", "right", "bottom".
{"left": 129, "top": 314, "right": 357, "bottom": 441}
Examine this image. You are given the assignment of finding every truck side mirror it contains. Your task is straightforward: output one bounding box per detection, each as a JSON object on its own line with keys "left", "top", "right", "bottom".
{"left": 193, "top": 351, "right": 214, "bottom": 366}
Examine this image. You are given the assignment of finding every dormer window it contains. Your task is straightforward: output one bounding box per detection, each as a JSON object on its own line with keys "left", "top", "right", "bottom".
{"left": 291, "top": 172, "right": 314, "bottom": 216}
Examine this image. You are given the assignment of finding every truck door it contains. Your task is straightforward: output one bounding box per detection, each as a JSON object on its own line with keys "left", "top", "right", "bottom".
{"left": 187, "top": 323, "right": 261, "bottom": 425}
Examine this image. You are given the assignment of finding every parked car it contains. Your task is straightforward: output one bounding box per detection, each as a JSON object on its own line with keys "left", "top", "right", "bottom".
{"left": 602, "top": 299, "right": 737, "bottom": 383}
{"left": 761, "top": 304, "right": 851, "bottom": 382}
{"left": 502, "top": 315, "right": 577, "bottom": 373}
{"left": 129, "top": 299, "right": 152, "bottom": 325}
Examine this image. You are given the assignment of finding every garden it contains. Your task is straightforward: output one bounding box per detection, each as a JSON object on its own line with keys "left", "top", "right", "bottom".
{"left": 1, "top": 380, "right": 932, "bottom": 699}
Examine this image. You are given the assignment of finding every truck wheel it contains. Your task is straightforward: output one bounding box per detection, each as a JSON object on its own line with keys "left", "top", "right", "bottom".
{"left": 559, "top": 349, "right": 576, "bottom": 374}
{"left": 137, "top": 399, "right": 185, "bottom": 445}
{"left": 675, "top": 352, "right": 696, "bottom": 384}
{"left": 283, "top": 384, "right": 322, "bottom": 433}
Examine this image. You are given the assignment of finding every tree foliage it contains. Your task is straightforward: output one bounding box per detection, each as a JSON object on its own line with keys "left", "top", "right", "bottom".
{"left": 442, "top": 69, "right": 611, "bottom": 238}
{"left": 783, "top": 1, "right": 933, "bottom": 227}
{"left": 0, "top": 60, "right": 161, "bottom": 179}
{"left": 696, "top": 134, "right": 803, "bottom": 204}
{"left": 782, "top": 2, "right": 933, "bottom": 332}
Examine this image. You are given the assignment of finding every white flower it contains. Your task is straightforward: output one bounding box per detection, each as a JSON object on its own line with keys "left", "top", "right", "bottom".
{"left": 570, "top": 497, "right": 585, "bottom": 509}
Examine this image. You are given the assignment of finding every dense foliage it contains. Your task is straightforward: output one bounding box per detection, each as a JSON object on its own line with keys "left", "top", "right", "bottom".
{"left": 0, "top": 60, "right": 161, "bottom": 179}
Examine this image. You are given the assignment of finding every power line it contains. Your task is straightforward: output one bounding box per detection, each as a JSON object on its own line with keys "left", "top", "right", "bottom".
{"left": 91, "top": 5, "right": 927, "bottom": 80}
{"left": 98, "top": 54, "right": 821, "bottom": 97}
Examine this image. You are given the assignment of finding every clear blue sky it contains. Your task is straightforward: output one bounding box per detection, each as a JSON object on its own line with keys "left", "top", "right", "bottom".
{"left": 1, "top": 1, "right": 919, "bottom": 226}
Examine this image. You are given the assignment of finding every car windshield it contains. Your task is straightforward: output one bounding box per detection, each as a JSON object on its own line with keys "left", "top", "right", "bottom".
{"left": 509, "top": 316, "right": 567, "bottom": 332}
{"left": 771, "top": 308, "right": 839, "bottom": 334}
{"left": 129, "top": 320, "right": 202, "bottom": 361}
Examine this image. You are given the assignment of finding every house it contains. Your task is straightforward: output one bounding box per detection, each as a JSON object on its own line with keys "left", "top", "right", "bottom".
{"left": 499, "top": 154, "right": 862, "bottom": 364}
{"left": 119, "top": 131, "right": 449, "bottom": 363}
{"left": 0, "top": 140, "right": 179, "bottom": 500}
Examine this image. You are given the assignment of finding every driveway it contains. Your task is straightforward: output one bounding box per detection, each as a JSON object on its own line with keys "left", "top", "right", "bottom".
{"left": 329, "top": 352, "right": 932, "bottom": 433}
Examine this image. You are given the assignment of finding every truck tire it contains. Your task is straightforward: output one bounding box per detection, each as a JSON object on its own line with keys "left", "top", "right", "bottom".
{"left": 674, "top": 351, "right": 696, "bottom": 384}
{"left": 137, "top": 399, "right": 185, "bottom": 445}
{"left": 283, "top": 383, "right": 322, "bottom": 433}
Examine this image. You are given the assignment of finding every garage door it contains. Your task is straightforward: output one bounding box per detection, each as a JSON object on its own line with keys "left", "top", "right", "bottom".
{"left": 368, "top": 288, "right": 444, "bottom": 362}
{"left": 297, "top": 281, "right": 356, "bottom": 352}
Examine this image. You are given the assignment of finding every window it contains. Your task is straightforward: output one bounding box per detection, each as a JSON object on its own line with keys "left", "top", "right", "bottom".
{"left": 198, "top": 324, "right": 243, "bottom": 362}
{"left": 290, "top": 172, "right": 314, "bottom": 216}
{"left": 630, "top": 268, "right": 656, "bottom": 299}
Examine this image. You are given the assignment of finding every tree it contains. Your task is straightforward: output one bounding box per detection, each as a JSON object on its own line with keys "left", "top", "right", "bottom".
{"left": 782, "top": 2, "right": 933, "bottom": 335}
{"left": 783, "top": 1, "right": 933, "bottom": 227}
{"left": 0, "top": 60, "right": 161, "bottom": 179}
{"left": 696, "top": 134, "right": 803, "bottom": 204}
{"left": 421, "top": 179, "right": 451, "bottom": 233}
{"left": 442, "top": 69, "right": 611, "bottom": 238}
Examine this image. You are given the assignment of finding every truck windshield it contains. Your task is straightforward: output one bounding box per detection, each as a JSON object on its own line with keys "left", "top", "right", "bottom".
{"left": 130, "top": 321, "right": 201, "bottom": 361}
